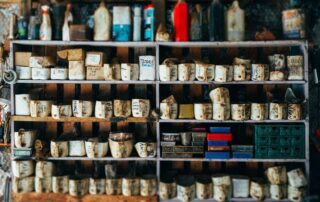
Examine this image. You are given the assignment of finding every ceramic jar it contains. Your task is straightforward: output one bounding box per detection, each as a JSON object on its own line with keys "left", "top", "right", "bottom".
{"left": 12, "top": 160, "right": 34, "bottom": 178}
{"left": 287, "top": 56, "right": 304, "bottom": 80}
{"left": 140, "top": 175, "right": 157, "bottom": 196}
{"left": 212, "top": 175, "right": 231, "bottom": 202}
{"left": 160, "top": 102, "right": 178, "bottom": 119}
{"left": 121, "top": 63, "right": 139, "bottom": 81}
{"left": 15, "top": 94, "right": 32, "bottom": 115}
{"left": 113, "top": 100, "right": 131, "bottom": 117}
{"left": 89, "top": 178, "right": 106, "bottom": 195}
{"left": 266, "top": 166, "right": 287, "bottom": 185}
{"left": 35, "top": 161, "right": 54, "bottom": 178}
{"left": 159, "top": 59, "right": 178, "bottom": 81}
{"left": 269, "top": 103, "right": 287, "bottom": 120}
{"left": 288, "top": 185, "right": 305, "bottom": 202}
{"left": 122, "top": 177, "right": 140, "bottom": 196}
{"left": 288, "top": 104, "right": 302, "bottom": 120}
{"left": 50, "top": 140, "right": 69, "bottom": 157}
{"left": 159, "top": 180, "right": 177, "bottom": 199}
{"left": 14, "top": 129, "right": 37, "bottom": 148}
{"left": 135, "top": 142, "right": 157, "bottom": 158}
{"left": 35, "top": 176, "right": 52, "bottom": 193}
{"left": 12, "top": 176, "right": 34, "bottom": 193}
{"left": 109, "top": 138, "right": 133, "bottom": 158}
{"left": 196, "top": 175, "right": 213, "bottom": 199}
{"left": 209, "top": 87, "right": 230, "bottom": 104}
{"left": 72, "top": 100, "right": 93, "bottom": 118}
{"left": 215, "top": 65, "right": 233, "bottom": 82}
{"left": 69, "top": 178, "right": 89, "bottom": 197}
{"left": 231, "top": 104, "right": 248, "bottom": 121}
{"left": 85, "top": 138, "right": 108, "bottom": 158}
{"left": 30, "top": 100, "right": 52, "bottom": 117}
{"left": 103, "top": 64, "right": 114, "bottom": 80}
{"left": 32, "top": 67, "right": 51, "bottom": 80}
{"left": 106, "top": 178, "right": 122, "bottom": 195}
{"left": 213, "top": 103, "right": 230, "bottom": 120}
{"left": 194, "top": 103, "right": 212, "bottom": 120}
{"left": 178, "top": 63, "right": 196, "bottom": 81}
{"left": 251, "top": 64, "right": 269, "bottom": 81}
{"left": 232, "top": 176, "right": 250, "bottom": 198}
{"left": 95, "top": 101, "right": 113, "bottom": 119}
{"left": 131, "top": 99, "right": 150, "bottom": 118}
{"left": 69, "top": 140, "right": 86, "bottom": 156}
{"left": 233, "top": 57, "right": 251, "bottom": 80}
{"left": 195, "top": 63, "right": 214, "bottom": 81}
{"left": 233, "top": 64, "right": 246, "bottom": 81}
{"left": 51, "top": 104, "right": 72, "bottom": 119}
{"left": 177, "top": 175, "right": 196, "bottom": 202}
{"left": 287, "top": 168, "right": 307, "bottom": 188}
{"left": 16, "top": 66, "right": 32, "bottom": 79}
{"left": 251, "top": 103, "right": 268, "bottom": 120}
{"left": 270, "top": 184, "right": 286, "bottom": 200}
{"left": 52, "top": 175, "right": 69, "bottom": 193}
{"left": 249, "top": 180, "right": 268, "bottom": 201}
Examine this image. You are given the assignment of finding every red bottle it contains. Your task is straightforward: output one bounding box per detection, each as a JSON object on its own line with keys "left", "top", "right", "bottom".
{"left": 173, "top": 0, "right": 189, "bottom": 41}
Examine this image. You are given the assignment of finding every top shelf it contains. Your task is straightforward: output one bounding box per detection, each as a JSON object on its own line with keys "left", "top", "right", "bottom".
{"left": 11, "top": 40, "right": 307, "bottom": 48}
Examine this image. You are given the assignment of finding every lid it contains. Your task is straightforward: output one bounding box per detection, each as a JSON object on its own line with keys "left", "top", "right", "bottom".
{"left": 144, "top": 4, "right": 154, "bottom": 9}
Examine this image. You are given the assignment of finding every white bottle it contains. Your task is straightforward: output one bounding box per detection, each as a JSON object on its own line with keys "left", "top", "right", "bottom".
{"left": 94, "top": 1, "right": 112, "bottom": 41}
{"left": 133, "top": 6, "right": 142, "bottom": 41}
{"left": 62, "top": 3, "right": 73, "bottom": 41}
{"left": 40, "top": 5, "right": 52, "bottom": 40}
{"left": 226, "top": 0, "right": 245, "bottom": 41}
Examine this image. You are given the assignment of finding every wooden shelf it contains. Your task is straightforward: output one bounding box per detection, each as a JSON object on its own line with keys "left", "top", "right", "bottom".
{"left": 14, "top": 156, "right": 157, "bottom": 161}
{"left": 159, "top": 80, "right": 306, "bottom": 85}
{"left": 11, "top": 116, "right": 153, "bottom": 123}
{"left": 16, "top": 80, "right": 157, "bottom": 84}
{"left": 12, "top": 193, "right": 158, "bottom": 202}
{"left": 159, "top": 119, "right": 306, "bottom": 124}
{"left": 159, "top": 158, "right": 307, "bottom": 163}
{"left": 161, "top": 198, "right": 291, "bottom": 202}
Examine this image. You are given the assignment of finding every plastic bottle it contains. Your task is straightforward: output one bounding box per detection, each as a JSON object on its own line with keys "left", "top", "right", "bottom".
{"left": 209, "top": 0, "right": 225, "bottom": 41}
{"left": 17, "top": 16, "right": 28, "bottom": 39}
{"left": 94, "top": 1, "right": 111, "bottom": 41}
{"left": 62, "top": 3, "right": 73, "bottom": 41}
{"left": 40, "top": 5, "right": 52, "bottom": 41}
{"left": 143, "top": 4, "right": 154, "bottom": 41}
{"left": 172, "top": 0, "right": 189, "bottom": 41}
{"left": 28, "top": 8, "right": 40, "bottom": 40}
{"left": 133, "top": 5, "right": 142, "bottom": 41}
{"left": 225, "top": 0, "right": 245, "bottom": 41}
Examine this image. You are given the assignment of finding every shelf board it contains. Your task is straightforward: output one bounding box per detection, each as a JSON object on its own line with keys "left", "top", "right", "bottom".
{"left": 159, "top": 80, "right": 306, "bottom": 85}
{"left": 11, "top": 116, "right": 152, "bottom": 123}
{"left": 11, "top": 40, "right": 156, "bottom": 47}
{"left": 16, "top": 80, "right": 157, "bottom": 84}
{"left": 13, "top": 156, "right": 157, "bottom": 161}
{"left": 161, "top": 198, "right": 291, "bottom": 202}
{"left": 159, "top": 119, "right": 306, "bottom": 124}
{"left": 159, "top": 158, "right": 306, "bottom": 163}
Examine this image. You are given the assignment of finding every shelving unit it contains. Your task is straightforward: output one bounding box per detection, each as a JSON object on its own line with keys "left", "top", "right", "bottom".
{"left": 10, "top": 40, "right": 309, "bottom": 202}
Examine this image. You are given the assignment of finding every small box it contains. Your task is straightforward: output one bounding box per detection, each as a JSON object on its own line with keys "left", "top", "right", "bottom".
{"left": 15, "top": 52, "right": 32, "bottom": 66}
{"left": 210, "top": 127, "right": 231, "bottom": 133}
{"left": 32, "top": 67, "right": 51, "bottom": 80}
{"left": 160, "top": 141, "right": 176, "bottom": 146}
{"left": 57, "top": 49, "right": 85, "bottom": 61}
{"left": 86, "top": 52, "right": 104, "bottom": 67}
{"left": 13, "top": 148, "right": 33, "bottom": 157}
{"left": 208, "top": 141, "right": 229, "bottom": 146}
{"left": 69, "top": 61, "right": 86, "bottom": 80}
{"left": 16, "top": 66, "right": 32, "bottom": 79}
{"left": 207, "top": 133, "right": 233, "bottom": 141}
{"left": 233, "top": 152, "right": 253, "bottom": 159}
{"left": 86, "top": 66, "right": 104, "bottom": 80}
{"left": 51, "top": 68, "right": 68, "bottom": 80}
{"left": 205, "top": 152, "right": 230, "bottom": 159}
{"left": 29, "top": 56, "right": 55, "bottom": 68}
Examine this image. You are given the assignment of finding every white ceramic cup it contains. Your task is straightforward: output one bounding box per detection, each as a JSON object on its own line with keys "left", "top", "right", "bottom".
{"left": 15, "top": 94, "right": 31, "bottom": 115}
{"left": 178, "top": 63, "right": 196, "bottom": 81}
{"left": 131, "top": 99, "right": 150, "bottom": 118}
{"left": 85, "top": 138, "right": 108, "bottom": 158}
{"left": 121, "top": 63, "right": 139, "bottom": 81}
{"left": 113, "top": 100, "right": 131, "bottom": 117}
{"left": 51, "top": 104, "right": 72, "bottom": 119}
{"left": 14, "top": 129, "right": 36, "bottom": 148}
{"left": 72, "top": 100, "right": 93, "bottom": 118}
{"left": 30, "top": 100, "right": 52, "bottom": 117}
{"left": 194, "top": 103, "right": 212, "bottom": 120}
{"left": 95, "top": 101, "right": 113, "bottom": 119}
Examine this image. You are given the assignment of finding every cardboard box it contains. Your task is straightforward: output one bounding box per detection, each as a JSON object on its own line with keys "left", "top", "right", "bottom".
{"left": 85, "top": 52, "right": 104, "bottom": 67}
{"left": 15, "top": 52, "right": 32, "bottom": 66}
{"left": 86, "top": 66, "right": 104, "bottom": 80}
{"left": 69, "top": 61, "right": 86, "bottom": 80}
{"left": 57, "top": 49, "right": 85, "bottom": 61}
{"left": 70, "top": 25, "right": 90, "bottom": 41}
{"left": 29, "top": 56, "right": 55, "bottom": 68}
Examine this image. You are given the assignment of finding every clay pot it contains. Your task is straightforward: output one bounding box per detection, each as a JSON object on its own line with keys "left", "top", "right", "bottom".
{"left": 194, "top": 103, "right": 212, "bottom": 120}
{"left": 12, "top": 160, "right": 34, "bottom": 178}
{"left": 135, "top": 142, "right": 157, "bottom": 158}
{"left": 140, "top": 175, "right": 157, "bottom": 196}
{"left": 109, "top": 138, "right": 133, "bottom": 158}
{"left": 89, "top": 178, "right": 106, "bottom": 195}
{"left": 177, "top": 175, "right": 196, "bottom": 202}
{"left": 51, "top": 104, "right": 72, "bottom": 119}
{"left": 85, "top": 138, "right": 108, "bottom": 158}
{"left": 30, "top": 100, "right": 52, "bottom": 117}
{"left": 106, "top": 178, "right": 122, "bottom": 195}
{"left": 52, "top": 175, "right": 69, "bottom": 194}
{"left": 121, "top": 63, "right": 139, "bottom": 81}
{"left": 35, "top": 161, "right": 55, "bottom": 178}
{"left": 196, "top": 175, "right": 213, "bottom": 199}
{"left": 35, "top": 176, "right": 52, "bottom": 193}
{"left": 50, "top": 140, "right": 69, "bottom": 157}
{"left": 69, "top": 178, "right": 89, "bottom": 197}
{"left": 95, "top": 101, "right": 113, "bottom": 119}
{"left": 178, "top": 63, "right": 196, "bottom": 81}
{"left": 131, "top": 99, "right": 150, "bottom": 118}
{"left": 113, "top": 100, "right": 131, "bottom": 117}
{"left": 122, "top": 177, "right": 140, "bottom": 196}
{"left": 14, "top": 129, "right": 37, "bottom": 148}
{"left": 12, "top": 176, "right": 34, "bottom": 193}
{"left": 72, "top": 100, "right": 93, "bottom": 118}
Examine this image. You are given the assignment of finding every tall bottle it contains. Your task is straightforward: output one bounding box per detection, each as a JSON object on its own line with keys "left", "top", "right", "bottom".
{"left": 94, "top": 1, "right": 112, "bottom": 41}
{"left": 190, "top": 4, "right": 205, "bottom": 41}
{"left": 133, "top": 5, "right": 142, "bottom": 41}
{"left": 209, "top": 0, "right": 225, "bottom": 41}
{"left": 52, "top": 3, "right": 66, "bottom": 40}
{"left": 28, "top": 7, "right": 40, "bottom": 40}
{"left": 172, "top": 0, "right": 189, "bottom": 41}
{"left": 62, "top": 3, "right": 73, "bottom": 41}
{"left": 17, "top": 16, "right": 28, "bottom": 39}
{"left": 144, "top": 4, "right": 155, "bottom": 41}
{"left": 225, "top": 0, "right": 245, "bottom": 41}
{"left": 39, "top": 5, "right": 52, "bottom": 41}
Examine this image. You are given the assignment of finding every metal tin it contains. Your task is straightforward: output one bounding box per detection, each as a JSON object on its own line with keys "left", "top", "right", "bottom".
{"left": 106, "top": 178, "right": 122, "bottom": 195}
{"left": 52, "top": 175, "right": 69, "bottom": 193}
{"left": 282, "top": 9, "right": 305, "bottom": 39}
{"left": 95, "top": 101, "right": 113, "bottom": 119}
{"left": 288, "top": 185, "right": 305, "bottom": 202}
{"left": 233, "top": 64, "right": 246, "bottom": 81}
{"left": 113, "top": 100, "right": 131, "bottom": 117}
{"left": 121, "top": 63, "right": 139, "bottom": 81}
{"left": 213, "top": 103, "right": 230, "bottom": 120}
{"left": 231, "top": 104, "right": 247, "bottom": 121}
{"left": 209, "top": 87, "right": 230, "bottom": 104}
{"left": 135, "top": 142, "right": 157, "bottom": 158}
{"left": 232, "top": 176, "right": 250, "bottom": 198}
{"left": 140, "top": 175, "right": 157, "bottom": 196}
{"left": 196, "top": 175, "right": 213, "bottom": 199}
{"left": 234, "top": 57, "right": 251, "bottom": 80}
{"left": 16, "top": 66, "right": 32, "bottom": 79}
{"left": 266, "top": 166, "right": 287, "bottom": 185}
{"left": 269, "top": 103, "right": 287, "bottom": 120}
{"left": 69, "top": 178, "right": 89, "bottom": 197}
{"left": 72, "top": 100, "right": 93, "bottom": 118}
{"left": 249, "top": 180, "right": 268, "bottom": 201}
{"left": 30, "top": 100, "right": 52, "bottom": 117}
{"left": 159, "top": 181, "right": 177, "bottom": 199}
{"left": 32, "top": 67, "right": 51, "bottom": 80}
{"left": 51, "top": 104, "right": 72, "bottom": 119}
{"left": 178, "top": 63, "right": 196, "bottom": 81}
{"left": 288, "top": 104, "right": 301, "bottom": 120}
{"left": 270, "top": 71, "right": 285, "bottom": 81}
{"left": 287, "top": 168, "right": 307, "bottom": 188}
{"left": 287, "top": 56, "right": 304, "bottom": 80}
{"left": 35, "top": 161, "right": 54, "bottom": 178}
{"left": 69, "top": 140, "right": 86, "bottom": 156}
{"left": 50, "top": 140, "right": 69, "bottom": 157}
{"left": 12, "top": 176, "right": 34, "bottom": 193}
{"left": 51, "top": 68, "right": 68, "bottom": 80}
{"left": 194, "top": 103, "right": 213, "bottom": 120}
{"left": 250, "top": 103, "right": 267, "bottom": 120}
{"left": 109, "top": 138, "right": 133, "bottom": 158}
{"left": 122, "top": 177, "right": 140, "bottom": 196}
{"left": 35, "top": 176, "right": 52, "bottom": 193}
{"left": 270, "top": 184, "right": 286, "bottom": 200}
{"left": 195, "top": 63, "right": 215, "bottom": 81}
{"left": 15, "top": 94, "right": 32, "bottom": 115}
{"left": 85, "top": 138, "right": 108, "bottom": 158}
{"left": 177, "top": 175, "right": 196, "bottom": 202}
{"left": 132, "top": 99, "right": 150, "bottom": 118}
{"left": 12, "top": 160, "right": 34, "bottom": 178}
{"left": 89, "top": 178, "right": 106, "bottom": 195}
{"left": 14, "top": 129, "right": 37, "bottom": 148}
{"left": 179, "top": 104, "right": 194, "bottom": 119}
{"left": 252, "top": 64, "right": 269, "bottom": 81}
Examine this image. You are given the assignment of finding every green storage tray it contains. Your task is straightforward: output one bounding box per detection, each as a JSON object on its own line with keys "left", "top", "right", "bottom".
{"left": 291, "top": 147, "right": 305, "bottom": 158}
{"left": 280, "top": 136, "right": 292, "bottom": 146}
{"left": 255, "top": 146, "right": 268, "bottom": 158}
{"left": 255, "top": 125, "right": 280, "bottom": 136}
{"left": 255, "top": 135, "right": 269, "bottom": 146}
{"left": 268, "top": 147, "right": 281, "bottom": 158}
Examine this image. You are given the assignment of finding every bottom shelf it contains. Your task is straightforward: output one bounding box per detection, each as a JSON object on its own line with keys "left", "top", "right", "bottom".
{"left": 12, "top": 193, "right": 158, "bottom": 202}
{"left": 160, "top": 199, "right": 290, "bottom": 202}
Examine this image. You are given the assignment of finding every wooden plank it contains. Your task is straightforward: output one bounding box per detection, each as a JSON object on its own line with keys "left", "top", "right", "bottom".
{"left": 80, "top": 84, "right": 93, "bottom": 137}
{"left": 63, "top": 84, "right": 75, "bottom": 133}
{"left": 45, "top": 84, "right": 57, "bottom": 138}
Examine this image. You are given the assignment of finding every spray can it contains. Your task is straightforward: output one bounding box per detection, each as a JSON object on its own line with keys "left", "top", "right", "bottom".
{"left": 144, "top": 4, "right": 155, "bottom": 41}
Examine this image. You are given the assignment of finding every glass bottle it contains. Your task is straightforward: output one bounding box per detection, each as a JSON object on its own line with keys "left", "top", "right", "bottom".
{"left": 209, "top": 0, "right": 225, "bottom": 41}
{"left": 39, "top": 5, "right": 52, "bottom": 40}
{"left": 225, "top": 0, "right": 245, "bottom": 41}
{"left": 172, "top": 0, "right": 189, "bottom": 41}
{"left": 94, "top": 1, "right": 112, "bottom": 41}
